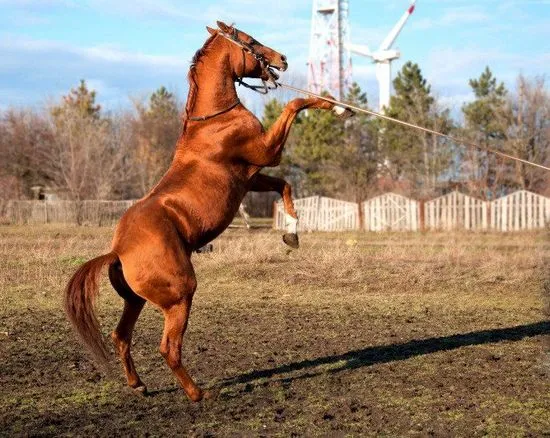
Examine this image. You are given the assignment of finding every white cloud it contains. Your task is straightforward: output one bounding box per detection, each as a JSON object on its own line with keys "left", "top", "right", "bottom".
{"left": 440, "top": 7, "right": 490, "bottom": 25}
{"left": 0, "top": 33, "right": 313, "bottom": 110}
{"left": 425, "top": 46, "right": 550, "bottom": 82}
{"left": 412, "top": 5, "right": 491, "bottom": 30}
{"left": 0, "top": 0, "right": 76, "bottom": 5}
{"left": 80, "top": 0, "right": 311, "bottom": 29}
{"left": 0, "top": 36, "right": 192, "bottom": 108}
{"left": 0, "top": 36, "right": 190, "bottom": 70}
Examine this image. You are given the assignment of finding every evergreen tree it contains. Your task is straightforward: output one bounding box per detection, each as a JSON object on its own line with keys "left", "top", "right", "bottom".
{"left": 52, "top": 79, "right": 101, "bottom": 119}
{"left": 149, "top": 86, "right": 179, "bottom": 120}
{"left": 290, "top": 95, "right": 344, "bottom": 196}
{"left": 260, "top": 86, "right": 379, "bottom": 201}
{"left": 133, "top": 86, "right": 181, "bottom": 195}
{"left": 382, "top": 61, "right": 452, "bottom": 196}
{"left": 461, "top": 66, "right": 508, "bottom": 198}
{"left": 463, "top": 66, "right": 507, "bottom": 139}
{"left": 262, "top": 98, "right": 284, "bottom": 131}
{"left": 330, "top": 82, "right": 378, "bottom": 202}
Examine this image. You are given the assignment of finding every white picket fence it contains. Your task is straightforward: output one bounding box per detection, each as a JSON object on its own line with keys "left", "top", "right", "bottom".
{"left": 274, "top": 190, "right": 550, "bottom": 232}
{"left": 2, "top": 190, "right": 549, "bottom": 231}
{"left": 273, "top": 196, "right": 359, "bottom": 231}
{"left": 490, "top": 190, "right": 550, "bottom": 231}
{"left": 0, "top": 200, "right": 137, "bottom": 226}
{"left": 362, "top": 193, "right": 419, "bottom": 231}
{"left": 425, "top": 191, "right": 488, "bottom": 231}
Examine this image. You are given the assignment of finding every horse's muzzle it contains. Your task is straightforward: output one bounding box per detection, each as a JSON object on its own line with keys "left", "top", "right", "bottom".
{"left": 270, "top": 57, "right": 288, "bottom": 72}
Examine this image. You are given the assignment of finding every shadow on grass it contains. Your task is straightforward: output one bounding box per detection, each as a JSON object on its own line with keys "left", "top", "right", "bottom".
{"left": 219, "top": 320, "right": 550, "bottom": 389}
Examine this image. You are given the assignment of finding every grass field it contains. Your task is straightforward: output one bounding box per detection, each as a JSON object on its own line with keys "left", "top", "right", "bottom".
{"left": 1, "top": 225, "right": 549, "bottom": 436}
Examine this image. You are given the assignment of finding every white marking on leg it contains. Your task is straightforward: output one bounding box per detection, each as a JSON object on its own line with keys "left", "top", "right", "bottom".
{"left": 333, "top": 105, "right": 346, "bottom": 116}
{"left": 285, "top": 213, "right": 298, "bottom": 234}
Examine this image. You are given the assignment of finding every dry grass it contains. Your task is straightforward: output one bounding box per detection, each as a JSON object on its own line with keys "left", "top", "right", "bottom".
{"left": 1, "top": 225, "right": 549, "bottom": 436}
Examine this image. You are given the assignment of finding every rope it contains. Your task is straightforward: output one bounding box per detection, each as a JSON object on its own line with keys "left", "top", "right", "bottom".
{"left": 277, "top": 82, "right": 550, "bottom": 172}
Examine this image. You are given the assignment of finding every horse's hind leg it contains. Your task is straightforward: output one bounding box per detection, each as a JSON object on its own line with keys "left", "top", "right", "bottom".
{"left": 159, "top": 289, "right": 204, "bottom": 402}
{"left": 108, "top": 263, "right": 147, "bottom": 393}
{"left": 118, "top": 239, "right": 204, "bottom": 401}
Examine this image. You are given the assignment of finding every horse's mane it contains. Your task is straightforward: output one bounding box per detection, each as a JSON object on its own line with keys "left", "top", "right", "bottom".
{"left": 182, "top": 33, "right": 219, "bottom": 132}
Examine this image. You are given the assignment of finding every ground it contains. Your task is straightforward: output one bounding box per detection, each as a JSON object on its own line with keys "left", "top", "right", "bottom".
{"left": 0, "top": 225, "right": 549, "bottom": 437}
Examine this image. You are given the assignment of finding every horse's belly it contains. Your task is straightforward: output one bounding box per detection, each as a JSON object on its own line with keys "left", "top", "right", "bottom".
{"left": 193, "top": 191, "right": 245, "bottom": 243}
{"left": 165, "top": 183, "right": 247, "bottom": 248}
{"left": 115, "top": 157, "right": 251, "bottom": 250}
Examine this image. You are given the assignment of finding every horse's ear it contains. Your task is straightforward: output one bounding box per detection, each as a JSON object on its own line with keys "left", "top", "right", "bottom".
{"left": 216, "top": 21, "right": 231, "bottom": 33}
{"left": 206, "top": 26, "right": 217, "bottom": 36}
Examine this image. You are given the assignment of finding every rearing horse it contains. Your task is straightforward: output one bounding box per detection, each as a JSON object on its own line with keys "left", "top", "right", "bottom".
{"left": 65, "top": 21, "right": 351, "bottom": 401}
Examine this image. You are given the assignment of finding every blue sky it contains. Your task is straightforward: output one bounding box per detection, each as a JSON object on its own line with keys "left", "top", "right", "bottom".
{"left": 0, "top": 0, "right": 549, "bottom": 115}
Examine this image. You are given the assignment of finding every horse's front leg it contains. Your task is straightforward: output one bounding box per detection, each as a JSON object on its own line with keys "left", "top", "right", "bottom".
{"left": 264, "top": 97, "right": 353, "bottom": 165}
{"left": 243, "top": 97, "right": 353, "bottom": 167}
{"left": 248, "top": 173, "right": 299, "bottom": 248}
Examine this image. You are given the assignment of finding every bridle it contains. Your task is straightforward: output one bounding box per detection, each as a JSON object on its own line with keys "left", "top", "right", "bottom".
{"left": 187, "top": 26, "right": 280, "bottom": 122}
{"left": 217, "top": 27, "right": 280, "bottom": 95}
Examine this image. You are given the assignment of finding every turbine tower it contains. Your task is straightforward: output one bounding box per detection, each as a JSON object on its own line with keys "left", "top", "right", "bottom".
{"left": 307, "top": 0, "right": 352, "bottom": 100}
{"left": 349, "top": 0, "right": 416, "bottom": 112}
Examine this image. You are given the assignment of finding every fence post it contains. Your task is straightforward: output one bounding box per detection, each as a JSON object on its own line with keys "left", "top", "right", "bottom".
{"left": 272, "top": 201, "right": 277, "bottom": 229}
{"left": 357, "top": 199, "right": 364, "bottom": 231}
{"left": 419, "top": 199, "right": 425, "bottom": 232}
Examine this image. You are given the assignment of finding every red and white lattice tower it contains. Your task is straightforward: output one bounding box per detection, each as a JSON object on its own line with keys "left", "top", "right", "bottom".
{"left": 307, "top": 0, "right": 352, "bottom": 100}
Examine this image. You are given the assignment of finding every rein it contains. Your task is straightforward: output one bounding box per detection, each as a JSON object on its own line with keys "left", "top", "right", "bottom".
{"left": 277, "top": 82, "right": 550, "bottom": 173}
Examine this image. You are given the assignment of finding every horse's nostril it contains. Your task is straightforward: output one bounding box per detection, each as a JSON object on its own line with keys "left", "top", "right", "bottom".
{"left": 281, "top": 55, "right": 287, "bottom": 62}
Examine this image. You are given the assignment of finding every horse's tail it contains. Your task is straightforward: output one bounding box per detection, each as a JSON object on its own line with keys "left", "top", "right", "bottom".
{"left": 64, "top": 252, "right": 119, "bottom": 366}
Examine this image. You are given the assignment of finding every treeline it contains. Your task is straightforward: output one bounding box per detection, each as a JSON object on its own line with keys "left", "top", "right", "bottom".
{"left": 0, "top": 81, "right": 181, "bottom": 200}
{"left": 1, "top": 64, "right": 549, "bottom": 203}
{"left": 266, "top": 63, "right": 550, "bottom": 202}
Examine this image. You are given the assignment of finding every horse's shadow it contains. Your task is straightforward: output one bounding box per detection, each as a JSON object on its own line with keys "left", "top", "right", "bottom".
{"left": 217, "top": 320, "right": 549, "bottom": 391}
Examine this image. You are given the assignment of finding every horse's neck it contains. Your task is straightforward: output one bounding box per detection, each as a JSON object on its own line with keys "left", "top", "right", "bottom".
{"left": 191, "top": 57, "right": 238, "bottom": 118}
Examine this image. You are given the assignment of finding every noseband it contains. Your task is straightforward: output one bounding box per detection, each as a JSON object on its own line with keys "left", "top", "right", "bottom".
{"left": 218, "top": 28, "right": 280, "bottom": 95}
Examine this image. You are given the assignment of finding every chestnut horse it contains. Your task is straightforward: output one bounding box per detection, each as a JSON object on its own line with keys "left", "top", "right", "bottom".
{"left": 65, "top": 21, "right": 351, "bottom": 401}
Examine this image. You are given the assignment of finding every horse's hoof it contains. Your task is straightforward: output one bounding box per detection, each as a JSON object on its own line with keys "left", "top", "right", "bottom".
{"left": 283, "top": 233, "right": 299, "bottom": 249}
{"left": 132, "top": 384, "right": 148, "bottom": 396}
{"left": 333, "top": 105, "right": 355, "bottom": 119}
{"left": 332, "top": 105, "right": 355, "bottom": 119}
{"left": 188, "top": 389, "right": 205, "bottom": 402}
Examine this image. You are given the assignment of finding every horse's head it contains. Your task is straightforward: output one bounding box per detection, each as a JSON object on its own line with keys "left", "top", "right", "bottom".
{"left": 207, "top": 21, "right": 287, "bottom": 82}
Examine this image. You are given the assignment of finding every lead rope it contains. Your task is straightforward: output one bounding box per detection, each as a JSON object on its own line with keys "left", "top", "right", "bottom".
{"left": 276, "top": 82, "right": 550, "bottom": 173}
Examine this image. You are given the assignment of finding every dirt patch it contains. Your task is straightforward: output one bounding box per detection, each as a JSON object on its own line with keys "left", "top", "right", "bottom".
{"left": 1, "top": 226, "right": 549, "bottom": 436}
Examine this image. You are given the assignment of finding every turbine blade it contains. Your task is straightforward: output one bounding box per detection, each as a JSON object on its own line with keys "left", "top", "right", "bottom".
{"left": 348, "top": 43, "right": 373, "bottom": 58}
{"left": 379, "top": 0, "right": 416, "bottom": 51}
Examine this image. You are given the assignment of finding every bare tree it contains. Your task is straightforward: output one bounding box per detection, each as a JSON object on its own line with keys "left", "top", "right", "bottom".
{"left": 131, "top": 87, "right": 181, "bottom": 196}
{"left": 498, "top": 75, "right": 550, "bottom": 194}
{"left": 0, "top": 109, "right": 51, "bottom": 198}
{"left": 38, "top": 80, "right": 139, "bottom": 200}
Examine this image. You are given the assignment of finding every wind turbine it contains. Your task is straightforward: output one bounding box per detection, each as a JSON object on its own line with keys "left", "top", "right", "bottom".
{"left": 349, "top": 0, "right": 416, "bottom": 113}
